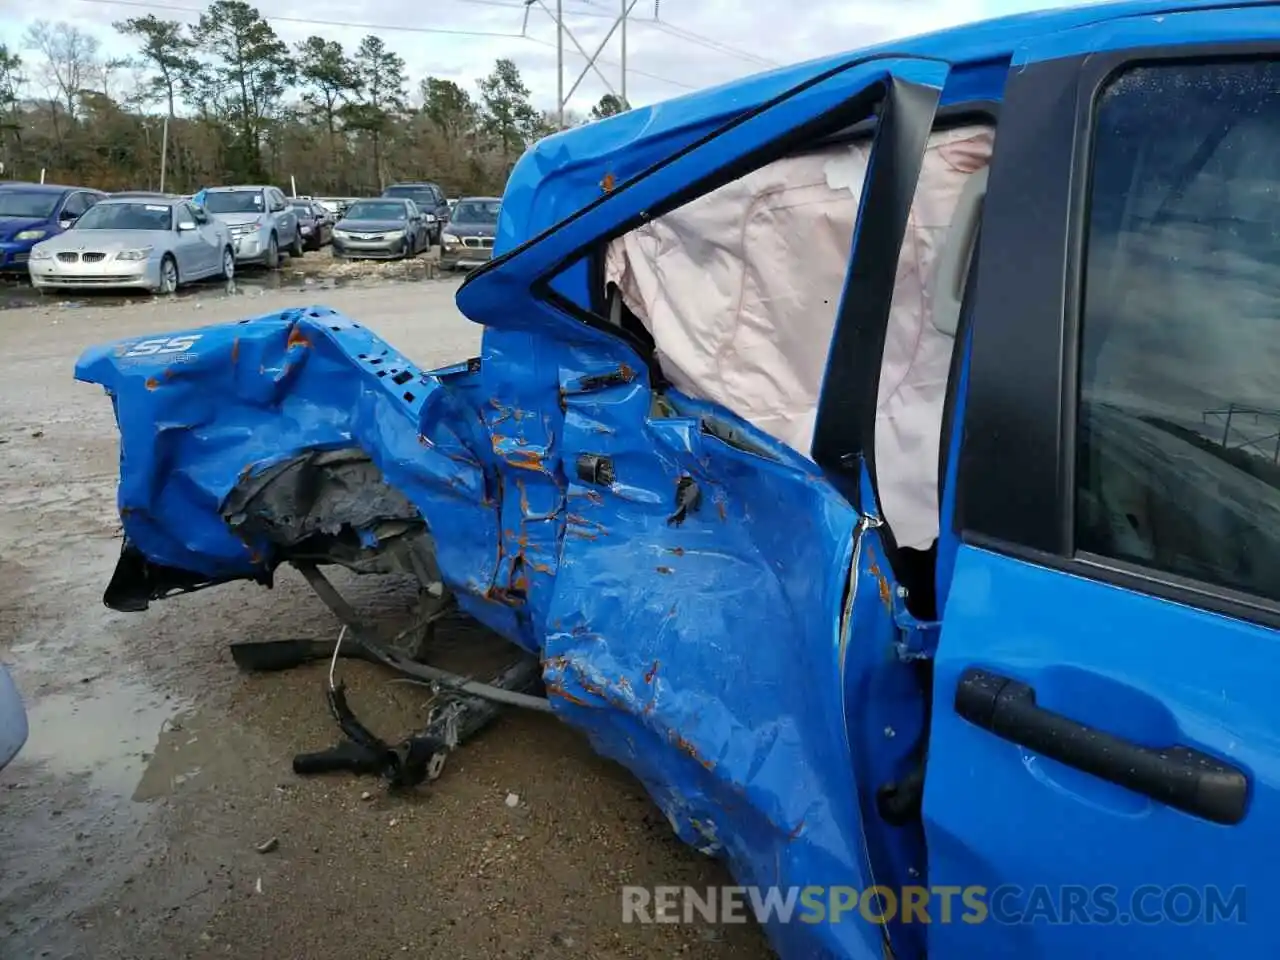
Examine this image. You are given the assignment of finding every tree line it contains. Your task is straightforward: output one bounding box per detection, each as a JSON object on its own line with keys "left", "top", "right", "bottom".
{"left": 0, "top": 4, "right": 632, "bottom": 198}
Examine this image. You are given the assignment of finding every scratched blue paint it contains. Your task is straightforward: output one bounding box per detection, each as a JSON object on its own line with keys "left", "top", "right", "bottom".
{"left": 73, "top": 4, "right": 1278, "bottom": 959}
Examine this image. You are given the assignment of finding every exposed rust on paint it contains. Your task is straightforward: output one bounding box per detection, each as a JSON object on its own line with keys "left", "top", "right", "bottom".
{"left": 517, "top": 478, "right": 531, "bottom": 516}
{"left": 656, "top": 566, "right": 674, "bottom": 575}
{"left": 230, "top": 337, "right": 240, "bottom": 365}
{"left": 667, "top": 546, "right": 685, "bottom": 556}
{"left": 585, "top": 490, "right": 604, "bottom": 506}
{"left": 601, "top": 171, "right": 616, "bottom": 193}
{"left": 545, "top": 682, "right": 593, "bottom": 707}
{"left": 644, "top": 660, "right": 660, "bottom": 684}
{"left": 567, "top": 514, "right": 610, "bottom": 536}
{"left": 510, "top": 563, "right": 529, "bottom": 594}
{"left": 144, "top": 377, "right": 160, "bottom": 390}
{"left": 788, "top": 819, "right": 806, "bottom": 841}
{"left": 670, "top": 730, "right": 715, "bottom": 771}
{"left": 530, "top": 561, "right": 553, "bottom": 574}
{"left": 717, "top": 500, "right": 728, "bottom": 521}
{"left": 285, "top": 323, "right": 311, "bottom": 350}
{"left": 867, "top": 546, "right": 893, "bottom": 612}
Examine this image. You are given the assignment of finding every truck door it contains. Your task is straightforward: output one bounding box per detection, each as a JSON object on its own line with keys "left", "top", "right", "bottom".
{"left": 926, "top": 9, "right": 1280, "bottom": 958}
{"left": 456, "top": 57, "right": 950, "bottom": 959}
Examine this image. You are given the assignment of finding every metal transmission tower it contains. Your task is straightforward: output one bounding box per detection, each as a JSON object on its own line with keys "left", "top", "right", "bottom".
{"left": 523, "top": 0, "right": 647, "bottom": 128}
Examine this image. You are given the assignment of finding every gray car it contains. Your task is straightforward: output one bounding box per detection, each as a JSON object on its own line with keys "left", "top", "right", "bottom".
{"left": 200, "top": 185, "right": 302, "bottom": 267}
{"left": 27, "top": 197, "right": 234, "bottom": 294}
{"left": 331, "top": 199, "right": 430, "bottom": 260}
{"left": 440, "top": 197, "right": 501, "bottom": 271}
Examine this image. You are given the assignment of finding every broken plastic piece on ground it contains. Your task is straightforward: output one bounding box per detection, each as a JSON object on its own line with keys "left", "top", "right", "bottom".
{"left": 247, "top": 563, "right": 549, "bottom": 791}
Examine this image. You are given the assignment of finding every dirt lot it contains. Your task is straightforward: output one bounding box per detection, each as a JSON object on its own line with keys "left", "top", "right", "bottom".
{"left": 0, "top": 270, "right": 775, "bottom": 959}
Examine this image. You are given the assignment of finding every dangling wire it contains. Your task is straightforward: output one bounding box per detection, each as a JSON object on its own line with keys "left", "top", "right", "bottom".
{"left": 328, "top": 624, "right": 347, "bottom": 691}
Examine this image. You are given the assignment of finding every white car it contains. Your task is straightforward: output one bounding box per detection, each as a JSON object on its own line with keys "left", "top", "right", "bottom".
{"left": 29, "top": 197, "right": 235, "bottom": 294}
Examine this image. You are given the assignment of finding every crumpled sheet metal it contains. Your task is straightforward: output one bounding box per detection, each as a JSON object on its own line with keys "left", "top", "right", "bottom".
{"left": 77, "top": 305, "right": 885, "bottom": 958}
{"left": 73, "top": 307, "right": 501, "bottom": 606}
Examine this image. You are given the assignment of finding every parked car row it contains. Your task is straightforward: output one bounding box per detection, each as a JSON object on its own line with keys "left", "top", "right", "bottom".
{"left": 0, "top": 177, "right": 499, "bottom": 294}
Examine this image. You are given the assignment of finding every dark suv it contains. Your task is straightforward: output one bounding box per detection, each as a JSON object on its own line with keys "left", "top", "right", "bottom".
{"left": 380, "top": 182, "right": 450, "bottom": 246}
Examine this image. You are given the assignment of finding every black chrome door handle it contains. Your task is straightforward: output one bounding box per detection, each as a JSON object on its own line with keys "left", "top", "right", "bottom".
{"left": 955, "top": 667, "right": 1248, "bottom": 825}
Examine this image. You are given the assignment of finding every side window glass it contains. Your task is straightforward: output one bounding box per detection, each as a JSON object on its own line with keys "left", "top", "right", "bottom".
{"left": 1077, "top": 59, "right": 1280, "bottom": 604}
{"left": 61, "top": 193, "right": 88, "bottom": 219}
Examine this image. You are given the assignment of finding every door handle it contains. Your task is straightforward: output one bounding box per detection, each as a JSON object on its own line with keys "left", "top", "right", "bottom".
{"left": 954, "top": 667, "right": 1248, "bottom": 825}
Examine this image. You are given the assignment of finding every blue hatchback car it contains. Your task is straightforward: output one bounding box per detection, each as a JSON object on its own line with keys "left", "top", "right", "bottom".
{"left": 72, "top": 0, "right": 1280, "bottom": 956}
{"left": 0, "top": 183, "right": 108, "bottom": 274}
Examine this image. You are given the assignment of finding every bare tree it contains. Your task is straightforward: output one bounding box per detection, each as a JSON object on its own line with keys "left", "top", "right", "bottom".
{"left": 23, "top": 21, "right": 100, "bottom": 120}
{"left": 94, "top": 57, "right": 135, "bottom": 104}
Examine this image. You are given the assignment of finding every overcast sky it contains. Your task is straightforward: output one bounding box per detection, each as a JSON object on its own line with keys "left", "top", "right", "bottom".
{"left": 0, "top": 0, "right": 1057, "bottom": 112}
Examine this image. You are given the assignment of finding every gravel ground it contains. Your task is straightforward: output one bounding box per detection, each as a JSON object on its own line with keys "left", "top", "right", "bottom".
{"left": 0, "top": 273, "right": 775, "bottom": 960}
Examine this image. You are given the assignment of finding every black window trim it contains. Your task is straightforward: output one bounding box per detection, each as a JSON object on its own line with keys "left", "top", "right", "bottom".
{"left": 958, "top": 39, "right": 1280, "bottom": 630}
{"left": 60, "top": 191, "right": 89, "bottom": 219}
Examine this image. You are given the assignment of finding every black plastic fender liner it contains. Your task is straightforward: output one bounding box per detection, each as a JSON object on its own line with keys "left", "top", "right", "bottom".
{"left": 103, "top": 539, "right": 271, "bottom": 612}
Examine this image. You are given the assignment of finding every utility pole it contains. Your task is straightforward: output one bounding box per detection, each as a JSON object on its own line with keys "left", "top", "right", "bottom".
{"left": 530, "top": 0, "right": 638, "bottom": 128}
{"left": 556, "top": 0, "right": 564, "bottom": 129}
{"left": 158, "top": 113, "right": 169, "bottom": 194}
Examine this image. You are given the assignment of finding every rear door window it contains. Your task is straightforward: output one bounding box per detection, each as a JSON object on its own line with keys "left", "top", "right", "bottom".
{"left": 1076, "top": 58, "right": 1280, "bottom": 605}
{"left": 61, "top": 192, "right": 91, "bottom": 220}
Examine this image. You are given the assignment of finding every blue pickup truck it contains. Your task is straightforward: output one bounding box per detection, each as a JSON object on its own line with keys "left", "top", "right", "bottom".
{"left": 73, "top": 1, "right": 1279, "bottom": 956}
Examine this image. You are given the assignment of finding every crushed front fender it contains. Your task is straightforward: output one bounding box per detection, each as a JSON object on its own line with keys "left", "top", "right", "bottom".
{"left": 74, "top": 307, "right": 505, "bottom": 620}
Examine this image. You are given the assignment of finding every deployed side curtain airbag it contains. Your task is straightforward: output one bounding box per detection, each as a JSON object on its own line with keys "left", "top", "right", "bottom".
{"left": 604, "top": 124, "right": 994, "bottom": 550}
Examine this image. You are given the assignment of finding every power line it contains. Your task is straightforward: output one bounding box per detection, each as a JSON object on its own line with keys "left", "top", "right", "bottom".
{"left": 646, "top": 20, "right": 778, "bottom": 67}
{"left": 504, "top": 0, "right": 778, "bottom": 67}
{"left": 71, "top": 0, "right": 530, "bottom": 39}
{"left": 523, "top": 34, "right": 695, "bottom": 90}
{"left": 66, "top": 0, "right": 718, "bottom": 94}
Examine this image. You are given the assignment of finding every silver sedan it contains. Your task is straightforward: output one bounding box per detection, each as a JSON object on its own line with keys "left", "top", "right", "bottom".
{"left": 28, "top": 197, "right": 235, "bottom": 294}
